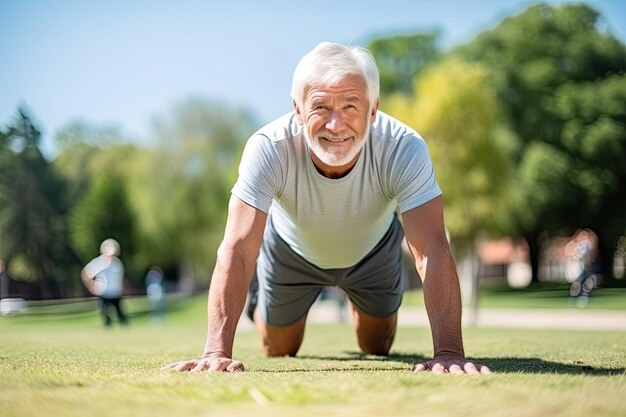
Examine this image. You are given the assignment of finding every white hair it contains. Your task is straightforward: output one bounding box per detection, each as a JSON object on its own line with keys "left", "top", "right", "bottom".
{"left": 100, "top": 238, "right": 120, "bottom": 256}
{"left": 291, "top": 42, "right": 380, "bottom": 110}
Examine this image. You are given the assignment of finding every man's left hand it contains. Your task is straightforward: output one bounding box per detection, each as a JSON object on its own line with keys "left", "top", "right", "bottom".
{"left": 414, "top": 357, "right": 492, "bottom": 375}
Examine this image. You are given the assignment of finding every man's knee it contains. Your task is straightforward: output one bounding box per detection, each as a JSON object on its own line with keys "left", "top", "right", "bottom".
{"left": 261, "top": 337, "right": 301, "bottom": 357}
{"left": 358, "top": 336, "right": 393, "bottom": 356}
{"left": 351, "top": 306, "right": 397, "bottom": 356}
{"left": 254, "top": 310, "right": 307, "bottom": 357}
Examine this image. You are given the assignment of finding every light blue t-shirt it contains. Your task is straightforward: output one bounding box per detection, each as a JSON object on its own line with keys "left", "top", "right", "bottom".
{"left": 84, "top": 255, "right": 124, "bottom": 298}
{"left": 232, "top": 111, "right": 442, "bottom": 268}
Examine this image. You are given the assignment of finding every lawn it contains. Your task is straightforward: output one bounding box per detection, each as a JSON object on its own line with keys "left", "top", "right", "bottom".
{"left": 1, "top": 294, "right": 625, "bottom": 417}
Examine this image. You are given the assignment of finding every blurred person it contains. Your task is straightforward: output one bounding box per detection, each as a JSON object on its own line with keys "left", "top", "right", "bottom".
{"left": 166, "top": 42, "right": 491, "bottom": 375}
{"left": 566, "top": 229, "right": 600, "bottom": 304}
{"left": 81, "top": 238, "right": 128, "bottom": 327}
{"left": 145, "top": 266, "right": 165, "bottom": 325}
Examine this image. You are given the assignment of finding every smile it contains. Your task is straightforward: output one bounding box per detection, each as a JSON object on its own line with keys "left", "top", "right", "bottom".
{"left": 320, "top": 136, "right": 353, "bottom": 143}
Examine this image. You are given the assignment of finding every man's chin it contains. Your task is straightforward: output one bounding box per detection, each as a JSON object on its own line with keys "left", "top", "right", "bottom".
{"left": 307, "top": 135, "right": 366, "bottom": 167}
{"left": 315, "top": 150, "right": 361, "bottom": 167}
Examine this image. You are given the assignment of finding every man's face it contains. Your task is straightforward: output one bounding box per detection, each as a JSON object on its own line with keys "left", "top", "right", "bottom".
{"left": 295, "top": 75, "right": 379, "bottom": 173}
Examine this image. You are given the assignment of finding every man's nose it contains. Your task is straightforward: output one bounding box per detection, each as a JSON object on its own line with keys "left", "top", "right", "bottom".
{"left": 325, "top": 111, "right": 346, "bottom": 132}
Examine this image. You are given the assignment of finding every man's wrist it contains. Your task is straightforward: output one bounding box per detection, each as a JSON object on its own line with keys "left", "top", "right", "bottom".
{"left": 202, "top": 349, "right": 231, "bottom": 360}
{"left": 433, "top": 348, "right": 465, "bottom": 359}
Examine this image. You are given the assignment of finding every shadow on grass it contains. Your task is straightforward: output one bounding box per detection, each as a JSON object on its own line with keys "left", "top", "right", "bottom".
{"left": 292, "top": 351, "right": 625, "bottom": 376}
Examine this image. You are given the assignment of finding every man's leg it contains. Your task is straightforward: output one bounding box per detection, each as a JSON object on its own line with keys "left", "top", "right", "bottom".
{"left": 112, "top": 298, "right": 128, "bottom": 325}
{"left": 249, "top": 214, "right": 326, "bottom": 358}
{"left": 351, "top": 304, "right": 397, "bottom": 356}
{"left": 100, "top": 298, "right": 113, "bottom": 327}
{"left": 254, "top": 310, "right": 308, "bottom": 357}
{"left": 340, "top": 216, "right": 405, "bottom": 356}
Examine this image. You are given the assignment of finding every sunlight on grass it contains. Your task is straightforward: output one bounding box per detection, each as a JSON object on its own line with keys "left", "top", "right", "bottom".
{"left": 1, "top": 296, "right": 626, "bottom": 417}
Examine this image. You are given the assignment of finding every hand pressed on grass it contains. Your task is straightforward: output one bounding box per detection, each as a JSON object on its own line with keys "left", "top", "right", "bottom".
{"left": 163, "top": 354, "right": 245, "bottom": 373}
{"left": 414, "top": 357, "right": 492, "bottom": 375}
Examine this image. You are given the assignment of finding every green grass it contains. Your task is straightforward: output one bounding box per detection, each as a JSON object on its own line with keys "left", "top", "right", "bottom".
{"left": 1, "top": 295, "right": 626, "bottom": 417}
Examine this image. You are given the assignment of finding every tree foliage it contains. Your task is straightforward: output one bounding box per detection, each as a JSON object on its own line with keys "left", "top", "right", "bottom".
{"left": 49, "top": 121, "right": 145, "bottom": 288}
{"left": 385, "top": 58, "right": 516, "bottom": 253}
{"left": 69, "top": 170, "right": 139, "bottom": 280}
{"left": 456, "top": 3, "right": 626, "bottom": 149}
{"left": 0, "top": 97, "right": 257, "bottom": 296}
{"left": 49, "top": 99, "right": 256, "bottom": 293}
{"left": 53, "top": 122, "right": 127, "bottom": 211}
{"left": 0, "top": 109, "right": 74, "bottom": 297}
{"left": 126, "top": 98, "right": 257, "bottom": 284}
{"left": 453, "top": 3, "right": 626, "bottom": 279}
{"left": 367, "top": 32, "right": 441, "bottom": 98}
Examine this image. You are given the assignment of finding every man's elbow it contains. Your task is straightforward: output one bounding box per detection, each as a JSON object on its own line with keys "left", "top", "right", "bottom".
{"left": 80, "top": 269, "right": 91, "bottom": 282}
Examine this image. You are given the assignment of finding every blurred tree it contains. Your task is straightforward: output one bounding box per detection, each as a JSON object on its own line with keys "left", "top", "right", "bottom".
{"left": 547, "top": 75, "right": 625, "bottom": 280}
{"left": 55, "top": 130, "right": 145, "bottom": 289}
{"left": 127, "top": 98, "right": 256, "bottom": 288}
{"left": 456, "top": 3, "right": 626, "bottom": 149}
{"left": 385, "top": 58, "right": 516, "bottom": 307}
{"left": 386, "top": 58, "right": 516, "bottom": 253}
{"left": 53, "top": 122, "right": 125, "bottom": 207}
{"left": 367, "top": 31, "right": 441, "bottom": 98}
{"left": 69, "top": 173, "right": 139, "bottom": 283}
{"left": 0, "top": 109, "right": 74, "bottom": 298}
{"left": 455, "top": 3, "right": 626, "bottom": 281}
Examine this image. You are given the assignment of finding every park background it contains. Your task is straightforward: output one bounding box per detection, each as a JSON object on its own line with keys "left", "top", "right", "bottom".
{"left": 1, "top": 0, "right": 625, "bottom": 302}
{"left": 2, "top": 1, "right": 626, "bottom": 417}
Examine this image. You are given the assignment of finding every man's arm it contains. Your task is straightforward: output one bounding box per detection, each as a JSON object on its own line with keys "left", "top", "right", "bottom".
{"left": 80, "top": 267, "right": 97, "bottom": 295}
{"left": 165, "top": 195, "right": 267, "bottom": 372}
{"left": 401, "top": 196, "right": 491, "bottom": 375}
{"left": 81, "top": 258, "right": 105, "bottom": 295}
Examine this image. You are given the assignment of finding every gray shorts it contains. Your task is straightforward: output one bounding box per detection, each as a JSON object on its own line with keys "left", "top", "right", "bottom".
{"left": 252, "top": 214, "right": 406, "bottom": 326}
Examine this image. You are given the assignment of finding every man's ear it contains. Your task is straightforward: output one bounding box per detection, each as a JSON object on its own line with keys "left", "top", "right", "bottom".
{"left": 370, "top": 98, "right": 380, "bottom": 123}
{"left": 293, "top": 100, "right": 304, "bottom": 125}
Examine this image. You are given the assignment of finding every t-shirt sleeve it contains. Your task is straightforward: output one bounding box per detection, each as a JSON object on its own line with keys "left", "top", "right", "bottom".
{"left": 231, "top": 134, "right": 283, "bottom": 213}
{"left": 388, "top": 135, "right": 442, "bottom": 213}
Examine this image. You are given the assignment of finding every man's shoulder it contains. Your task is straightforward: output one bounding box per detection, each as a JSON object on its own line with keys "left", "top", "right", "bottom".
{"left": 253, "top": 112, "right": 300, "bottom": 143}
{"left": 371, "top": 111, "right": 425, "bottom": 154}
{"left": 371, "top": 111, "right": 422, "bottom": 144}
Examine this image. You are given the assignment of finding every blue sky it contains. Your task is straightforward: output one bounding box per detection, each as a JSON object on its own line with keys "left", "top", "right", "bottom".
{"left": 1, "top": 0, "right": 625, "bottom": 158}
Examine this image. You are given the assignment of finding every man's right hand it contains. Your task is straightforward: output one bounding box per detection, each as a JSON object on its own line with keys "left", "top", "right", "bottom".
{"left": 163, "top": 355, "right": 245, "bottom": 372}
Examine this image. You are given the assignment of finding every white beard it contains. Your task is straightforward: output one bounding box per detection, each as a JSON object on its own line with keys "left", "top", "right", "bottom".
{"left": 304, "top": 124, "right": 370, "bottom": 167}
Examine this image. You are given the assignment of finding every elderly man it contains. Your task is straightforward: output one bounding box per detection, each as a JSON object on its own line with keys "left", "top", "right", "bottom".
{"left": 167, "top": 42, "right": 491, "bottom": 375}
